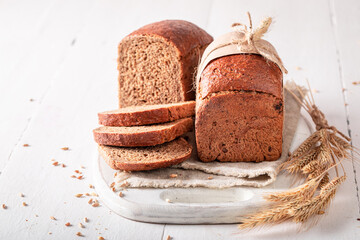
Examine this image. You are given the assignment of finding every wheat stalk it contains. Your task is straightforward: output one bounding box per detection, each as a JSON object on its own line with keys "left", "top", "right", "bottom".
{"left": 238, "top": 83, "right": 354, "bottom": 230}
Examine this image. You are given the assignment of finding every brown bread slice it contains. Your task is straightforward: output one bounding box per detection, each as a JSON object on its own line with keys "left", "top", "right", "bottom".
{"left": 93, "top": 118, "right": 193, "bottom": 147}
{"left": 118, "top": 20, "right": 213, "bottom": 107}
{"left": 98, "top": 101, "right": 195, "bottom": 127}
{"left": 98, "top": 137, "right": 192, "bottom": 171}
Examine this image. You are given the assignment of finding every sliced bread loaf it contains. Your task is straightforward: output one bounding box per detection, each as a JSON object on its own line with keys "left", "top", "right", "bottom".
{"left": 98, "top": 101, "right": 195, "bottom": 127}
{"left": 98, "top": 137, "right": 192, "bottom": 171}
{"left": 118, "top": 20, "right": 213, "bottom": 107}
{"left": 93, "top": 118, "right": 193, "bottom": 147}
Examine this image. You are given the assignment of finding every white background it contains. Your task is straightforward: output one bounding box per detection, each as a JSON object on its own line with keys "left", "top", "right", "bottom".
{"left": 0, "top": 0, "right": 359, "bottom": 239}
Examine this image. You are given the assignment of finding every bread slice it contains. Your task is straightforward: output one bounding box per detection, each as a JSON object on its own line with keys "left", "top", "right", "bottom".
{"left": 98, "top": 137, "right": 192, "bottom": 171}
{"left": 98, "top": 101, "right": 195, "bottom": 127}
{"left": 93, "top": 118, "right": 193, "bottom": 147}
{"left": 118, "top": 20, "right": 213, "bottom": 107}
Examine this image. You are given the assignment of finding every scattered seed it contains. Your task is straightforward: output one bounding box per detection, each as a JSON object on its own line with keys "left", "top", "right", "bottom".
{"left": 71, "top": 175, "right": 76, "bottom": 178}
{"left": 61, "top": 164, "right": 66, "bottom": 168}
{"left": 98, "top": 237, "right": 105, "bottom": 240}
{"left": 23, "top": 144, "right": 30, "bottom": 147}
{"left": 35, "top": 214, "right": 39, "bottom": 217}
{"left": 169, "top": 174, "right": 178, "bottom": 178}
{"left": 91, "top": 192, "right": 98, "bottom": 197}
{"left": 50, "top": 216, "right": 56, "bottom": 220}
{"left": 51, "top": 158, "right": 55, "bottom": 161}
{"left": 22, "top": 202, "right": 27, "bottom": 206}
{"left": 75, "top": 194, "right": 83, "bottom": 198}
{"left": 77, "top": 176, "right": 83, "bottom": 180}
{"left": 92, "top": 202, "right": 99, "bottom": 207}
{"left": 207, "top": 176, "right": 213, "bottom": 180}
{"left": 75, "top": 170, "right": 80, "bottom": 174}
{"left": 295, "top": 66, "right": 302, "bottom": 71}
{"left": 85, "top": 193, "right": 90, "bottom": 196}
{"left": 120, "top": 181, "right": 129, "bottom": 188}
{"left": 76, "top": 232, "right": 83, "bottom": 237}
{"left": 89, "top": 184, "right": 94, "bottom": 189}
{"left": 78, "top": 223, "right": 84, "bottom": 228}
{"left": 81, "top": 165, "right": 85, "bottom": 169}
{"left": 29, "top": 98, "right": 34, "bottom": 102}
{"left": 52, "top": 161, "right": 59, "bottom": 166}
{"left": 48, "top": 232, "right": 52, "bottom": 235}
{"left": 342, "top": 88, "right": 347, "bottom": 92}
{"left": 84, "top": 217, "right": 88, "bottom": 223}
{"left": 88, "top": 199, "right": 93, "bottom": 204}
{"left": 110, "top": 182, "right": 115, "bottom": 188}
{"left": 2, "top": 204, "right": 7, "bottom": 209}
{"left": 114, "top": 172, "right": 118, "bottom": 177}
{"left": 312, "top": 88, "right": 319, "bottom": 93}
{"left": 119, "top": 192, "right": 124, "bottom": 197}
{"left": 166, "top": 235, "right": 171, "bottom": 240}
{"left": 19, "top": 193, "right": 24, "bottom": 197}
{"left": 112, "top": 187, "right": 116, "bottom": 192}
{"left": 352, "top": 81, "right": 360, "bottom": 85}
{"left": 165, "top": 198, "right": 172, "bottom": 203}
{"left": 61, "top": 147, "right": 69, "bottom": 151}
{"left": 65, "top": 222, "right": 71, "bottom": 227}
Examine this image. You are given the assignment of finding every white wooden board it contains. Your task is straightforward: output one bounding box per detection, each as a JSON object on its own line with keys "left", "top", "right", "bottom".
{"left": 93, "top": 116, "right": 311, "bottom": 224}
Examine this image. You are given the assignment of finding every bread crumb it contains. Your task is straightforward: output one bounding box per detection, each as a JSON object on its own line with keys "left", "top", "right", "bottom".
{"left": 352, "top": 81, "right": 360, "bottom": 85}
{"left": 119, "top": 192, "right": 124, "bottom": 197}
{"left": 169, "top": 174, "right": 178, "bottom": 178}
{"left": 81, "top": 165, "right": 85, "bottom": 169}
{"left": 35, "top": 214, "right": 38, "bottom": 217}
{"left": 76, "top": 232, "right": 83, "bottom": 237}
{"left": 48, "top": 232, "right": 52, "bottom": 235}
{"left": 2, "top": 204, "right": 7, "bottom": 209}
{"left": 51, "top": 158, "right": 55, "bottom": 161}
{"left": 312, "top": 89, "right": 319, "bottom": 93}
{"left": 61, "top": 147, "right": 69, "bottom": 151}
{"left": 165, "top": 198, "right": 172, "bottom": 203}
{"left": 98, "top": 237, "right": 105, "bottom": 240}
{"left": 75, "top": 194, "right": 83, "bottom": 198}
{"left": 52, "top": 161, "right": 59, "bottom": 166}
{"left": 23, "top": 144, "right": 30, "bottom": 147}
{"left": 22, "top": 202, "right": 27, "bottom": 207}
{"left": 295, "top": 66, "right": 302, "bottom": 70}
{"left": 207, "top": 176, "right": 213, "bottom": 180}
{"left": 317, "top": 210, "right": 325, "bottom": 215}
{"left": 61, "top": 164, "right": 66, "bottom": 168}
{"left": 65, "top": 222, "right": 71, "bottom": 227}
{"left": 166, "top": 235, "right": 172, "bottom": 240}
{"left": 89, "top": 184, "right": 94, "bottom": 189}
{"left": 29, "top": 98, "right": 34, "bottom": 102}
{"left": 50, "top": 216, "right": 56, "bottom": 220}
{"left": 19, "top": 193, "right": 24, "bottom": 197}
{"left": 78, "top": 223, "right": 84, "bottom": 228}
{"left": 84, "top": 217, "right": 88, "bottom": 223}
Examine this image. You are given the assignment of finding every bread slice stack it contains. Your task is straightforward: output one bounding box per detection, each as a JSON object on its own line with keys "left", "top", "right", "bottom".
{"left": 93, "top": 101, "right": 195, "bottom": 171}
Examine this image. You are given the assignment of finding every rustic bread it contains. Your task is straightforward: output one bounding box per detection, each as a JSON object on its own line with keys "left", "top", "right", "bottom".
{"left": 93, "top": 118, "right": 193, "bottom": 147}
{"left": 98, "top": 137, "right": 192, "bottom": 171}
{"left": 118, "top": 20, "right": 213, "bottom": 107}
{"left": 196, "top": 54, "right": 283, "bottom": 162}
{"left": 98, "top": 101, "right": 195, "bottom": 127}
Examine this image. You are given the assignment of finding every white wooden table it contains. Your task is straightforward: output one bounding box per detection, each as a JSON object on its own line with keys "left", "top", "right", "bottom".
{"left": 1, "top": 0, "right": 359, "bottom": 239}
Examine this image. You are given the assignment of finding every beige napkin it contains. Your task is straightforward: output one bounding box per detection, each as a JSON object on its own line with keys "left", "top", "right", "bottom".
{"left": 114, "top": 82, "right": 304, "bottom": 189}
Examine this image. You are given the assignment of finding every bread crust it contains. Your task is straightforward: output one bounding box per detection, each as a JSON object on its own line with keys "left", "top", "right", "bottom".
{"left": 98, "top": 101, "right": 195, "bottom": 126}
{"left": 99, "top": 138, "right": 192, "bottom": 171}
{"left": 93, "top": 118, "right": 193, "bottom": 147}
{"left": 118, "top": 20, "right": 213, "bottom": 106}
{"left": 196, "top": 54, "right": 283, "bottom": 162}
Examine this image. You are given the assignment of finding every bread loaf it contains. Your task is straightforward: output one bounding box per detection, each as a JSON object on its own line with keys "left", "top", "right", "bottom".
{"left": 99, "top": 137, "right": 192, "bottom": 171}
{"left": 196, "top": 54, "right": 283, "bottom": 162}
{"left": 98, "top": 101, "right": 195, "bottom": 126}
{"left": 118, "top": 20, "right": 213, "bottom": 107}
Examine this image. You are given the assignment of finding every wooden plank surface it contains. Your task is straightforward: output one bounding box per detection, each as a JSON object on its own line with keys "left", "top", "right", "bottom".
{"left": 0, "top": 0, "right": 359, "bottom": 239}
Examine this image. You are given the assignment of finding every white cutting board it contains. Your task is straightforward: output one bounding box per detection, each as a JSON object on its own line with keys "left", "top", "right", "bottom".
{"left": 93, "top": 115, "right": 312, "bottom": 224}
